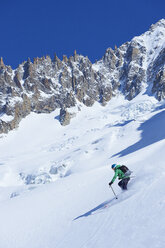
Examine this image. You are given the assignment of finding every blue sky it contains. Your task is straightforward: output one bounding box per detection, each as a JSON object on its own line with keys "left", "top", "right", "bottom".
{"left": 1, "top": 0, "right": 165, "bottom": 68}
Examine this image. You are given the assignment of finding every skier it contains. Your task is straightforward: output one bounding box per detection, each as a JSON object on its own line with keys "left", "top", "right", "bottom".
{"left": 109, "top": 164, "right": 131, "bottom": 190}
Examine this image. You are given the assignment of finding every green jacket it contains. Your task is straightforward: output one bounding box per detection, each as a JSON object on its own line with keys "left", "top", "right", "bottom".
{"left": 111, "top": 165, "right": 127, "bottom": 183}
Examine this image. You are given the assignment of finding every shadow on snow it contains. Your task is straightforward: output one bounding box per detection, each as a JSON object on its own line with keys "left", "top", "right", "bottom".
{"left": 113, "top": 120, "right": 133, "bottom": 127}
{"left": 113, "top": 110, "right": 165, "bottom": 157}
{"left": 73, "top": 199, "right": 112, "bottom": 221}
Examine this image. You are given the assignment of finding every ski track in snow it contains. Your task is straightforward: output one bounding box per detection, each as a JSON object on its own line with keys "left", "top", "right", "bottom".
{"left": 0, "top": 94, "right": 164, "bottom": 248}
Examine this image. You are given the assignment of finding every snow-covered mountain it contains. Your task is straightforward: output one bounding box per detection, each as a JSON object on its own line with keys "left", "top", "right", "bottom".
{"left": 0, "top": 19, "right": 165, "bottom": 248}
{"left": 1, "top": 19, "right": 165, "bottom": 133}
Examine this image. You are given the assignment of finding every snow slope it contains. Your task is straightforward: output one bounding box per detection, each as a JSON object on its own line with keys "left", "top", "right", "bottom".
{"left": 0, "top": 92, "right": 165, "bottom": 248}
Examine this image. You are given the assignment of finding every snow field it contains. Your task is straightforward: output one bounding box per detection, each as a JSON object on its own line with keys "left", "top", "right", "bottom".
{"left": 0, "top": 94, "right": 164, "bottom": 247}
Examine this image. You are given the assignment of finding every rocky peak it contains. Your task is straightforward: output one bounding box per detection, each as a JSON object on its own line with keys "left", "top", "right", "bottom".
{"left": 149, "top": 19, "right": 165, "bottom": 32}
{"left": 0, "top": 57, "right": 5, "bottom": 69}
{"left": 1, "top": 19, "right": 165, "bottom": 134}
{"left": 74, "top": 50, "right": 78, "bottom": 62}
{"left": 62, "top": 55, "right": 68, "bottom": 63}
{"left": 23, "top": 58, "right": 34, "bottom": 79}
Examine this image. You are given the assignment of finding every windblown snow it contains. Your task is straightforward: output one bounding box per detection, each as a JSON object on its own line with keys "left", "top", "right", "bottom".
{"left": 0, "top": 92, "right": 165, "bottom": 248}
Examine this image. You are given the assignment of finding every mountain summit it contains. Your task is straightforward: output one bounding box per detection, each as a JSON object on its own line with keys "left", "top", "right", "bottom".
{"left": 0, "top": 19, "right": 165, "bottom": 133}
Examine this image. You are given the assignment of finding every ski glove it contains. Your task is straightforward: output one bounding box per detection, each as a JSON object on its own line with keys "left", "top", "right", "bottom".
{"left": 109, "top": 181, "right": 113, "bottom": 186}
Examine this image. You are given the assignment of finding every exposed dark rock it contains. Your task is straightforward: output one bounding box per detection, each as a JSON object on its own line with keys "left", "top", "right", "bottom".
{"left": 0, "top": 57, "right": 5, "bottom": 69}
{"left": 59, "top": 108, "right": 73, "bottom": 126}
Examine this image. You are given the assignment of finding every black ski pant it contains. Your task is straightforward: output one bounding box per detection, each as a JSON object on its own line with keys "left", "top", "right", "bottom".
{"left": 118, "top": 177, "right": 130, "bottom": 190}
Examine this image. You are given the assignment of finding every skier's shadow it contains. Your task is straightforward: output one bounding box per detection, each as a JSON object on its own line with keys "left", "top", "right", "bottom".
{"left": 73, "top": 199, "right": 112, "bottom": 221}
{"left": 73, "top": 188, "right": 135, "bottom": 221}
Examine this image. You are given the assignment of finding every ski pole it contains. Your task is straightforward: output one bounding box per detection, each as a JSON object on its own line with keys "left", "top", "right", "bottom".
{"left": 110, "top": 185, "right": 118, "bottom": 199}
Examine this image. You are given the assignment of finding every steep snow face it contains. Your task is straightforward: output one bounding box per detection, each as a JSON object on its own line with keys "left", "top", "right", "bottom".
{"left": 129, "top": 19, "right": 165, "bottom": 99}
{"left": 0, "top": 93, "right": 164, "bottom": 248}
{"left": 133, "top": 19, "right": 165, "bottom": 68}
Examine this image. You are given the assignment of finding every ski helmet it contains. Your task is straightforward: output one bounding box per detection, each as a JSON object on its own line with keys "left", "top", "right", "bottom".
{"left": 111, "top": 164, "right": 117, "bottom": 169}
